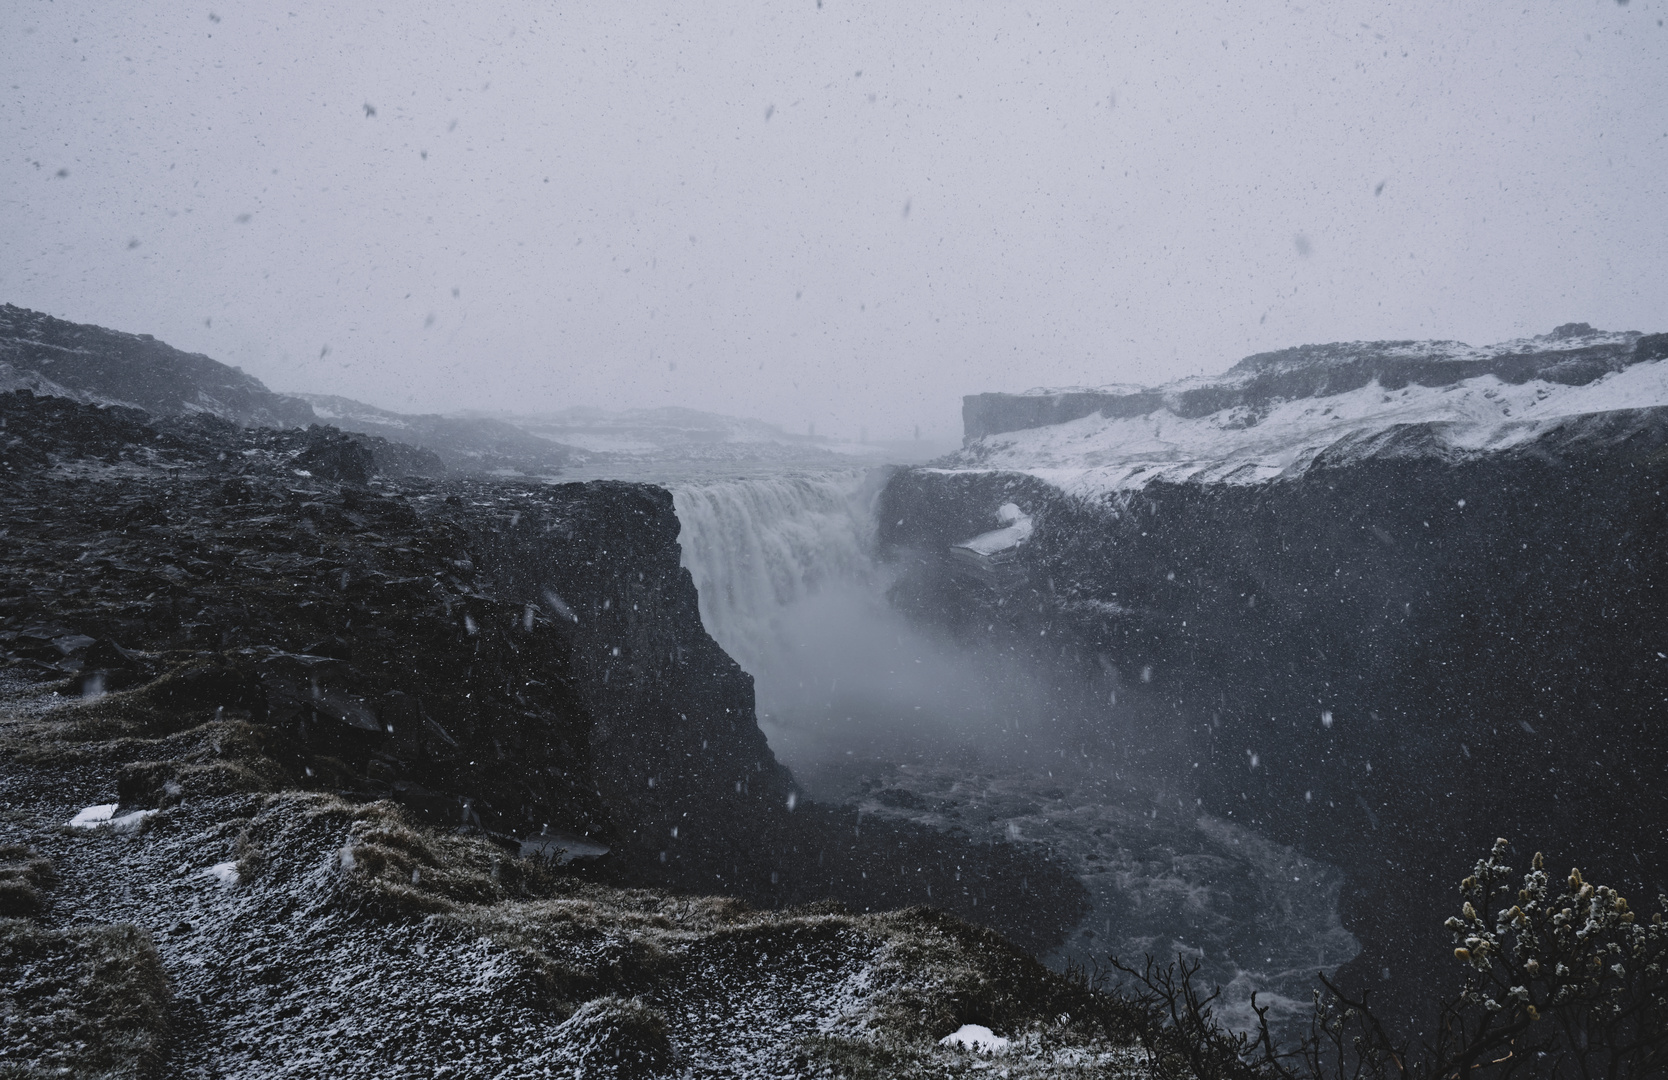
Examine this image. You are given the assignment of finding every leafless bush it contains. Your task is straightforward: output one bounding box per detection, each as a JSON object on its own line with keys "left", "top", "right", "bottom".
{"left": 1112, "top": 838, "right": 1668, "bottom": 1080}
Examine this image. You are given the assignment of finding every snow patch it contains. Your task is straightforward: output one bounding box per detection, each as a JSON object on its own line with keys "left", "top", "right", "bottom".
{"left": 956, "top": 358, "right": 1668, "bottom": 499}
{"left": 940, "top": 1024, "right": 1009, "bottom": 1054}
{"left": 67, "top": 804, "right": 155, "bottom": 831}
{"left": 203, "top": 861, "right": 239, "bottom": 886}
{"left": 68, "top": 803, "right": 118, "bottom": 827}
{"left": 953, "top": 502, "right": 1034, "bottom": 557}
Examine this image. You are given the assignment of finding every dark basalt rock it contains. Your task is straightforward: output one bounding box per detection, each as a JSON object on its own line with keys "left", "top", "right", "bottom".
{"left": 0, "top": 389, "right": 1087, "bottom": 954}
{"left": 880, "top": 404, "right": 1668, "bottom": 1021}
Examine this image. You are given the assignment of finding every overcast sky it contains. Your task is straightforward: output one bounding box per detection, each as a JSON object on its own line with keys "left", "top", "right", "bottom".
{"left": 4, "top": 1, "right": 1665, "bottom": 441}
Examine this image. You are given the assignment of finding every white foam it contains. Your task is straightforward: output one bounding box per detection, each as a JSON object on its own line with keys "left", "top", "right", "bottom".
{"left": 672, "top": 471, "right": 880, "bottom": 673}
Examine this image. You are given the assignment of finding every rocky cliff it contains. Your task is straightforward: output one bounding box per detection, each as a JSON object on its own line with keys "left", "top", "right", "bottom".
{"left": 887, "top": 326, "right": 1668, "bottom": 1023}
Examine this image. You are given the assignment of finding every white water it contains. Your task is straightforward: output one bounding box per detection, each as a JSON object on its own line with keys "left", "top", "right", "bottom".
{"left": 671, "top": 471, "right": 881, "bottom": 677}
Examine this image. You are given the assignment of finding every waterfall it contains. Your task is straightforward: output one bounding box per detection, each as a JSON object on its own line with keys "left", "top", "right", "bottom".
{"left": 670, "top": 467, "right": 1063, "bottom": 771}
{"left": 671, "top": 470, "right": 882, "bottom": 675}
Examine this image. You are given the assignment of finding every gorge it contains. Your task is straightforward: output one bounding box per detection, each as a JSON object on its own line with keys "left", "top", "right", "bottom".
{"left": 2, "top": 306, "right": 1665, "bottom": 1074}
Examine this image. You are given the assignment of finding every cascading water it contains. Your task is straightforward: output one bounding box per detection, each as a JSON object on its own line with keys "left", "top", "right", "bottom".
{"left": 671, "top": 470, "right": 880, "bottom": 678}
{"left": 668, "top": 467, "right": 1359, "bottom": 1037}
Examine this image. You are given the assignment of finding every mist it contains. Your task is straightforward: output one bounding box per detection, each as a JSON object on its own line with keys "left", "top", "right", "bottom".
{"left": 751, "top": 586, "right": 1075, "bottom": 770}
{"left": 672, "top": 470, "right": 1176, "bottom": 792}
{"left": 5, "top": 0, "right": 1666, "bottom": 442}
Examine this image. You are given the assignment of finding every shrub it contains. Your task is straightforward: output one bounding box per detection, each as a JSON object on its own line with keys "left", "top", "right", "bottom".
{"left": 1115, "top": 838, "right": 1668, "bottom": 1080}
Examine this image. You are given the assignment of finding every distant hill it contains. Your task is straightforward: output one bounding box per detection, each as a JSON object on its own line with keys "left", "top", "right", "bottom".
{"left": 503, "top": 404, "right": 834, "bottom": 455}
{"left": 0, "top": 305, "right": 586, "bottom": 475}
{"left": 493, "top": 405, "right": 953, "bottom": 477}
{"left": 297, "top": 393, "right": 585, "bottom": 476}
{"left": 0, "top": 304, "right": 315, "bottom": 428}
{"left": 961, "top": 322, "right": 1662, "bottom": 444}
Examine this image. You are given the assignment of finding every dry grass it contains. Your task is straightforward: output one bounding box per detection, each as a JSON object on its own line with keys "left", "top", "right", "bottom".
{"left": 553, "top": 995, "right": 674, "bottom": 1077}
{"left": 0, "top": 918, "right": 171, "bottom": 1079}
{"left": 0, "top": 845, "right": 54, "bottom": 918}
{"left": 0, "top": 661, "right": 289, "bottom": 808}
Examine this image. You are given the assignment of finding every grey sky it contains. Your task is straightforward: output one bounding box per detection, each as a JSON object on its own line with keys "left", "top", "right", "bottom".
{"left": 4, "top": 0, "right": 1665, "bottom": 441}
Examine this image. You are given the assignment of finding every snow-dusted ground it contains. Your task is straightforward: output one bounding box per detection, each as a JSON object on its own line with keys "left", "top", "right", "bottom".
{"left": 3, "top": 768, "right": 1147, "bottom": 1078}
{"left": 951, "top": 334, "right": 1668, "bottom": 499}
{"left": 0, "top": 674, "right": 1147, "bottom": 1080}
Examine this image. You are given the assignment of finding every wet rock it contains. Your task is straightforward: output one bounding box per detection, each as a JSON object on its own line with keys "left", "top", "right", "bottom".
{"left": 294, "top": 426, "right": 375, "bottom": 484}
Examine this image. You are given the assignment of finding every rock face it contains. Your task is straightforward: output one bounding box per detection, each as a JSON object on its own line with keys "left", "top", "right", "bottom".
{"left": 886, "top": 327, "right": 1668, "bottom": 1021}
{"left": 0, "top": 386, "right": 787, "bottom": 854}
{"left": 0, "top": 387, "right": 1086, "bottom": 953}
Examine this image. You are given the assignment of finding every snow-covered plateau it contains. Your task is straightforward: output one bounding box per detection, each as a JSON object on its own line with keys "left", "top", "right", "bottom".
{"left": 952, "top": 324, "right": 1668, "bottom": 498}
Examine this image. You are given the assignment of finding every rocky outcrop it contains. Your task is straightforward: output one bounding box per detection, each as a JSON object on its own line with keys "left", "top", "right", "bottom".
{"left": 889, "top": 336, "right": 1668, "bottom": 1022}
